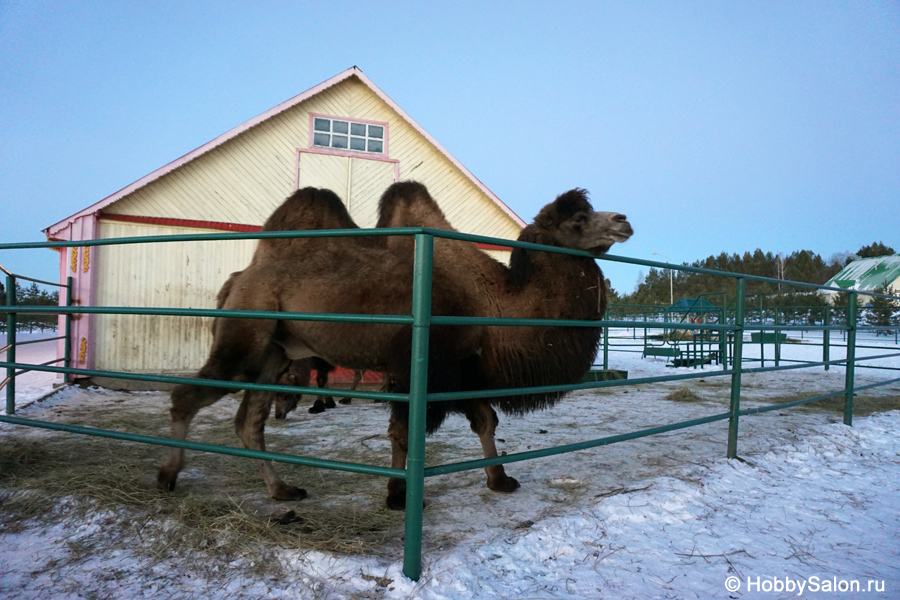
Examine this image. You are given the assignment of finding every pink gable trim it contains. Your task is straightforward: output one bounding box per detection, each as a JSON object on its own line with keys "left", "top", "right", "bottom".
{"left": 45, "top": 66, "right": 525, "bottom": 238}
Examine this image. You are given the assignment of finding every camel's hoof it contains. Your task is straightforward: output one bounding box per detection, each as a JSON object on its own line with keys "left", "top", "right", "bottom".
{"left": 274, "top": 411, "right": 287, "bottom": 420}
{"left": 488, "top": 475, "right": 520, "bottom": 494}
{"left": 308, "top": 401, "right": 325, "bottom": 414}
{"left": 386, "top": 478, "right": 407, "bottom": 511}
{"left": 323, "top": 397, "right": 336, "bottom": 409}
{"left": 270, "top": 483, "right": 308, "bottom": 501}
{"left": 156, "top": 469, "right": 178, "bottom": 492}
{"left": 339, "top": 397, "right": 352, "bottom": 405}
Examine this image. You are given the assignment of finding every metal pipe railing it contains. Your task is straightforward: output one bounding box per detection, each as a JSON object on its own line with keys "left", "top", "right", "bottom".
{"left": 2, "top": 226, "right": 898, "bottom": 582}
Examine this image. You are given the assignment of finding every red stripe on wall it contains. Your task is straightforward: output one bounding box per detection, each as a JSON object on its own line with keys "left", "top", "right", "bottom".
{"left": 99, "top": 213, "right": 511, "bottom": 251}
{"left": 328, "top": 368, "right": 383, "bottom": 385}
{"left": 101, "top": 213, "right": 263, "bottom": 232}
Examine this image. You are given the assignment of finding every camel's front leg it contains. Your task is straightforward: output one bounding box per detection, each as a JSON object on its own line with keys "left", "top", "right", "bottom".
{"left": 308, "top": 367, "right": 336, "bottom": 414}
{"left": 274, "top": 359, "right": 311, "bottom": 419}
{"left": 235, "top": 390, "right": 308, "bottom": 501}
{"left": 466, "top": 401, "right": 520, "bottom": 493}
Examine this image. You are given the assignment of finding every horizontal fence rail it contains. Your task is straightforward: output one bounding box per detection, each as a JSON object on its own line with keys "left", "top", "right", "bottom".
{"left": 1, "top": 227, "right": 899, "bottom": 582}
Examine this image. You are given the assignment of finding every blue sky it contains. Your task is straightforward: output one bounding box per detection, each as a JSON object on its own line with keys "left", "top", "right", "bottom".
{"left": 1, "top": 1, "right": 898, "bottom": 293}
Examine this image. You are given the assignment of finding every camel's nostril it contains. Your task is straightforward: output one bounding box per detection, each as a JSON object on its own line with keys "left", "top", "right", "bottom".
{"left": 615, "top": 214, "right": 628, "bottom": 222}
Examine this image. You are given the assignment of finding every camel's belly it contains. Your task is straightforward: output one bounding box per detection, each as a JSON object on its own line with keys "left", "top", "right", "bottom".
{"left": 280, "top": 321, "right": 409, "bottom": 372}
{"left": 278, "top": 338, "right": 316, "bottom": 361}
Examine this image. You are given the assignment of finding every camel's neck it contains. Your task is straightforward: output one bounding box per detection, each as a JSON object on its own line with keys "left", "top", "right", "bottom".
{"left": 506, "top": 239, "right": 606, "bottom": 321}
{"left": 480, "top": 247, "right": 605, "bottom": 397}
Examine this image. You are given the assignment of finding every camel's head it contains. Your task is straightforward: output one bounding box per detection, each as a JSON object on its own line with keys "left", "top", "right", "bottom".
{"left": 535, "top": 189, "right": 633, "bottom": 256}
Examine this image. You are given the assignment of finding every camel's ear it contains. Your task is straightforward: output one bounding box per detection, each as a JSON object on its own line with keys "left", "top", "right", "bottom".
{"left": 553, "top": 189, "right": 591, "bottom": 223}
{"left": 509, "top": 226, "right": 539, "bottom": 288}
{"left": 534, "top": 189, "right": 591, "bottom": 230}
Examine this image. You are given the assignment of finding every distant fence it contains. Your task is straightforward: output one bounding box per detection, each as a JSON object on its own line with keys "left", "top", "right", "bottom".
{"left": 2, "top": 229, "right": 899, "bottom": 581}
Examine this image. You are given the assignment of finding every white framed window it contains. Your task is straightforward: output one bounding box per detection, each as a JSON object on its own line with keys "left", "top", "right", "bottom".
{"left": 312, "top": 117, "right": 385, "bottom": 154}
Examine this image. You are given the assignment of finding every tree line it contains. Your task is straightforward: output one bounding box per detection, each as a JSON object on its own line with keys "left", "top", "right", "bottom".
{"left": 614, "top": 242, "right": 898, "bottom": 333}
{"left": 0, "top": 280, "right": 61, "bottom": 333}
{"left": 618, "top": 242, "right": 895, "bottom": 306}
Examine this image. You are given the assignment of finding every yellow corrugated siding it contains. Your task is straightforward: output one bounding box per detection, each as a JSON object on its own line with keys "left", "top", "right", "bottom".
{"left": 298, "top": 153, "right": 350, "bottom": 200}
{"left": 94, "top": 220, "right": 256, "bottom": 372}
{"left": 348, "top": 159, "right": 396, "bottom": 228}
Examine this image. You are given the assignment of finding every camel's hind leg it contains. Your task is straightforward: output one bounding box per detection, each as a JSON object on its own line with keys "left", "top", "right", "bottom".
{"left": 233, "top": 350, "right": 308, "bottom": 501}
{"left": 466, "top": 401, "right": 520, "bottom": 493}
{"left": 158, "top": 303, "right": 277, "bottom": 493}
{"left": 157, "top": 379, "right": 231, "bottom": 492}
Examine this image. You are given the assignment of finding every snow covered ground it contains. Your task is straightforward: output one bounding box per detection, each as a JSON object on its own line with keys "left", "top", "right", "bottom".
{"left": 1, "top": 330, "right": 898, "bottom": 599}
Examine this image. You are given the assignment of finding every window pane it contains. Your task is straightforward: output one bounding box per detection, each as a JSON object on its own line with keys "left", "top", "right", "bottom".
{"left": 314, "top": 118, "right": 330, "bottom": 132}
{"left": 368, "top": 125, "right": 384, "bottom": 139}
{"left": 350, "top": 137, "right": 366, "bottom": 151}
{"left": 313, "top": 133, "right": 330, "bottom": 147}
{"left": 367, "top": 139, "right": 383, "bottom": 153}
{"left": 332, "top": 120, "right": 349, "bottom": 134}
{"left": 350, "top": 122, "right": 367, "bottom": 136}
{"left": 332, "top": 135, "right": 348, "bottom": 149}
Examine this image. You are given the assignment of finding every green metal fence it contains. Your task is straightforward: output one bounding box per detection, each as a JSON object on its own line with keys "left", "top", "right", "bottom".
{"left": 2, "top": 228, "right": 900, "bottom": 581}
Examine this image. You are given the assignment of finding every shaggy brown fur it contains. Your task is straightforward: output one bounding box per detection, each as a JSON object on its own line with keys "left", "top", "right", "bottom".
{"left": 157, "top": 183, "right": 632, "bottom": 508}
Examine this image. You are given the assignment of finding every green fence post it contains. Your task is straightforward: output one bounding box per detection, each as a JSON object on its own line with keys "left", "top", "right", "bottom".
{"left": 719, "top": 306, "right": 727, "bottom": 370}
{"left": 758, "top": 304, "right": 765, "bottom": 368}
{"left": 602, "top": 308, "right": 609, "bottom": 370}
{"left": 843, "top": 292, "right": 857, "bottom": 426}
{"left": 5, "top": 274, "right": 16, "bottom": 415}
{"left": 774, "top": 310, "right": 781, "bottom": 367}
{"left": 727, "top": 278, "right": 745, "bottom": 459}
{"left": 823, "top": 305, "right": 831, "bottom": 372}
{"left": 403, "top": 233, "right": 434, "bottom": 581}
{"left": 64, "top": 276, "right": 73, "bottom": 381}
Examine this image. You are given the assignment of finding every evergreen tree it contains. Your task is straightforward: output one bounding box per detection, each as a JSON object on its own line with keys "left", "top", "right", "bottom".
{"left": 784, "top": 250, "right": 823, "bottom": 284}
{"left": 864, "top": 284, "right": 898, "bottom": 335}
{"left": 3, "top": 281, "right": 59, "bottom": 332}
{"left": 855, "top": 242, "right": 895, "bottom": 259}
{"left": 605, "top": 278, "right": 622, "bottom": 305}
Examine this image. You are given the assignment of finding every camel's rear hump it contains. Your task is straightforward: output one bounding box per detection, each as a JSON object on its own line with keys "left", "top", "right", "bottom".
{"left": 376, "top": 181, "right": 455, "bottom": 231}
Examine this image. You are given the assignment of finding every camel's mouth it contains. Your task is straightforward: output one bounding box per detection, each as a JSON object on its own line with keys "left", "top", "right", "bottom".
{"left": 586, "top": 220, "right": 633, "bottom": 256}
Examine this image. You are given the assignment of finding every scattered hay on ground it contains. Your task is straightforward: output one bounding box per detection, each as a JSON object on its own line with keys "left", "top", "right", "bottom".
{"left": 0, "top": 407, "right": 405, "bottom": 583}
{"left": 664, "top": 387, "right": 707, "bottom": 404}
{"left": 742, "top": 393, "right": 900, "bottom": 417}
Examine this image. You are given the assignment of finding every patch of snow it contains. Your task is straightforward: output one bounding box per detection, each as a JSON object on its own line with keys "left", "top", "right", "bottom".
{"left": 0, "top": 330, "right": 64, "bottom": 413}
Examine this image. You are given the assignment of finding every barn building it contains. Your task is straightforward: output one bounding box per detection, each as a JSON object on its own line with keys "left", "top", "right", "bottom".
{"left": 44, "top": 67, "right": 525, "bottom": 380}
{"left": 822, "top": 254, "right": 900, "bottom": 305}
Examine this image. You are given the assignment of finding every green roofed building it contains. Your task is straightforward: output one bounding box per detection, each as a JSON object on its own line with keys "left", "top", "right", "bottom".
{"left": 823, "top": 254, "right": 900, "bottom": 304}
